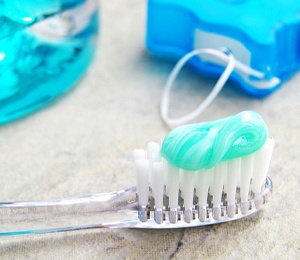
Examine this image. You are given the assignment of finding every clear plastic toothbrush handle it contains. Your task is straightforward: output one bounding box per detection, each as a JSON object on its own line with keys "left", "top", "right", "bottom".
{"left": 0, "top": 187, "right": 138, "bottom": 236}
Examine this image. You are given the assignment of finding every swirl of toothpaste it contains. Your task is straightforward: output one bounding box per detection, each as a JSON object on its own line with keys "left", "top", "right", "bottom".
{"left": 160, "top": 111, "right": 268, "bottom": 171}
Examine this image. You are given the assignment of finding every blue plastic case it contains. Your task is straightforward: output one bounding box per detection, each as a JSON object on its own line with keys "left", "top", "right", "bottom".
{"left": 146, "top": 0, "right": 300, "bottom": 97}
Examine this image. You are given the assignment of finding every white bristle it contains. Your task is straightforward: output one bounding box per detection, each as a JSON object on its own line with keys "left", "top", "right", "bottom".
{"left": 209, "top": 169, "right": 214, "bottom": 193}
{"left": 196, "top": 168, "right": 212, "bottom": 207}
{"left": 147, "top": 142, "right": 160, "bottom": 160}
{"left": 226, "top": 158, "right": 241, "bottom": 204}
{"left": 251, "top": 138, "right": 275, "bottom": 194}
{"left": 212, "top": 161, "right": 227, "bottom": 207}
{"left": 240, "top": 154, "right": 254, "bottom": 201}
{"left": 179, "top": 170, "right": 185, "bottom": 197}
{"left": 134, "top": 159, "right": 149, "bottom": 206}
{"left": 182, "top": 171, "right": 195, "bottom": 209}
{"left": 162, "top": 158, "right": 168, "bottom": 193}
{"left": 236, "top": 159, "right": 242, "bottom": 187}
{"left": 147, "top": 142, "right": 160, "bottom": 190}
{"left": 166, "top": 164, "right": 180, "bottom": 209}
{"left": 152, "top": 162, "right": 164, "bottom": 209}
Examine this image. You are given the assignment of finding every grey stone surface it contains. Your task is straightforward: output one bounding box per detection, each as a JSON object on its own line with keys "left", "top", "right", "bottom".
{"left": 0, "top": 0, "right": 299, "bottom": 259}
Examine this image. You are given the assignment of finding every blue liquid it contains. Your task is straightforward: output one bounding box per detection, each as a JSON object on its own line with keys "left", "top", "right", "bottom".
{"left": 0, "top": 0, "right": 98, "bottom": 124}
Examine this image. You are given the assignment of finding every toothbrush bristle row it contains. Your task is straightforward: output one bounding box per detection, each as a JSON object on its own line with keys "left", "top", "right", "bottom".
{"left": 133, "top": 139, "right": 274, "bottom": 225}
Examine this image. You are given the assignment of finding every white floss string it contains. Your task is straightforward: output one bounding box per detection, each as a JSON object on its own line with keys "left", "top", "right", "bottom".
{"left": 160, "top": 48, "right": 267, "bottom": 128}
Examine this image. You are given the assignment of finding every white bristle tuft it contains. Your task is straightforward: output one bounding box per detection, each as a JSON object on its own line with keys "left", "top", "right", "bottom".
{"left": 226, "top": 158, "right": 241, "bottom": 205}
{"left": 196, "top": 168, "right": 212, "bottom": 207}
{"left": 166, "top": 164, "right": 180, "bottom": 209}
{"left": 147, "top": 142, "right": 160, "bottom": 160}
{"left": 147, "top": 142, "right": 160, "bottom": 190}
{"left": 209, "top": 169, "right": 214, "bottom": 193}
{"left": 251, "top": 138, "right": 275, "bottom": 194}
{"left": 152, "top": 162, "right": 164, "bottom": 209}
{"left": 236, "top": 160, "right": 242, "bottom": 187}
{"left": 162, "top": 158, "right": 168, "bottom": 192}
{"left": 179, "top": 170, "right": 185, "bottom": 197}
{"left": 212, "top": 161, "right": 227, "bottom": 220}
{"left": 134, "top": 159, "right": 149, "bottom": 207}
{"left": 240, "top": 154, "right": 254, "bottom": 201}
{"left": 182, "top": 171, "right": 196, "bottom": 209}
{"left": 212, "top": 161, "right": 227, "bottom": 207}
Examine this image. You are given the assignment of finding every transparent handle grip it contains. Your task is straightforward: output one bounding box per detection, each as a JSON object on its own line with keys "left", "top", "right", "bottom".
{"left": 0, "top": 187, "right": 138, "bottom": 236}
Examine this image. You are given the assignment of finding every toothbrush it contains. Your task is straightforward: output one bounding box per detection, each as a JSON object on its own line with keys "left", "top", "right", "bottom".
{"left": 0, "top": 111, "right": 274, "bottom": 236}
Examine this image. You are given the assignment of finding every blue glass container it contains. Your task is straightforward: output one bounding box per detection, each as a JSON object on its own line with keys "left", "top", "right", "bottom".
{"left": 0, "top": 0, "right": 98, "bottom": 124}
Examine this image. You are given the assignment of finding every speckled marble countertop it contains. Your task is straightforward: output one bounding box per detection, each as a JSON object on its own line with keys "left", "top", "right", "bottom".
{"left": 0, "top": 1, "right": 299, "bottom": 259}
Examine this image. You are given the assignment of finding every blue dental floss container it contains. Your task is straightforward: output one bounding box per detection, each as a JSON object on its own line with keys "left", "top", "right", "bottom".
{"left": 146, "top": 0, "right": 300, "bottom": 97}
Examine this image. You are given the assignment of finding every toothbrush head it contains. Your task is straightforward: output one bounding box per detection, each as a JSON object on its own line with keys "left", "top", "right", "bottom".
{"left": 0, "top": 112, "right": 274, "bottom": 235}
{"left": 134, "top": 111, "right": 274, "bottom": 227}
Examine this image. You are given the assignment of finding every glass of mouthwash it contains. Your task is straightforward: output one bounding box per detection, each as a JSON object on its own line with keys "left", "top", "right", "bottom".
{"left": 0, "top": 0, "right": 98, "bottom": 124}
